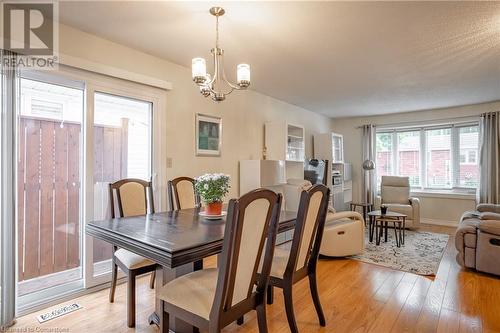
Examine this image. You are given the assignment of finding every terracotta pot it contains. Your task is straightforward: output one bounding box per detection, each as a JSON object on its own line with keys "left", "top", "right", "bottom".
{"left": 205, "top": 201, "right": 223, "bottom": 215}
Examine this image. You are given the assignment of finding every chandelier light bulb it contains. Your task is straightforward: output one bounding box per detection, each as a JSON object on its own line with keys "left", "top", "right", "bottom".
{"left": 192, "top": 58, "right": 207, "bottom": 83}
{"left": 237, "top": 64, "right": 251, "bottom": 88}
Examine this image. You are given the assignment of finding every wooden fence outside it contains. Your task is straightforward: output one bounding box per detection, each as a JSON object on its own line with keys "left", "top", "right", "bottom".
{"left": 17, "top": 116, "right": 128, "bottom": 282}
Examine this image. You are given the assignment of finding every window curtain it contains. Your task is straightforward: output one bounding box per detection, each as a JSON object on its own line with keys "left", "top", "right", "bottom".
{"left": 361, "top": 124, "right": 376, "bottom": 204}
{"left": 0, "top": 49, "right": 18, "bottom": 328}
{"left": 478, "top": 112, "right": 500, "bottom": 204}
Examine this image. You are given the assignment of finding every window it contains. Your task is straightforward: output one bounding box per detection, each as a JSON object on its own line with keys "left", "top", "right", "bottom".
{"left": 397, "top": 131, "right": 420, "bottom": 187}
{"left": 458, "top": 126, "right": 479, "bottom": 187}
{"left": 375, "top": 123, "right": 479, "bottom": 190}
{"left": 425, "top": 128, "right": 451, "bottom": 188}
{"left": 376, "top": 132, "right": 392, "bottom": 186}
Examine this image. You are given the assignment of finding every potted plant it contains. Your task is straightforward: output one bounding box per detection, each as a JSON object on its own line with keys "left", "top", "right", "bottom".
{"left": 195, "top": 173, "right": 230, "bottom": 215}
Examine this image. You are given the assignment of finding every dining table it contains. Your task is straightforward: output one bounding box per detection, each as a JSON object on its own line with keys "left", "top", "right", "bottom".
{"left": 86, "top": 206, "right": 297, "bottom": 333}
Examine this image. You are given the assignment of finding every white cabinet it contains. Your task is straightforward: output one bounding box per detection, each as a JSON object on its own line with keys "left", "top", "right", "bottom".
{"left": 332, "top": 133, "right": 344, "bottom": 163}
{"left": 314, "top": 132, "right": 344, "bottom": 165}
{"left": 314, "top": 132, "right": 349, "bottom": 210}
{"left": 239, "top": 160, "right": 286, "bottom": 195}
{"left": 265, "top": 121, "right": 305, "bottom": 162}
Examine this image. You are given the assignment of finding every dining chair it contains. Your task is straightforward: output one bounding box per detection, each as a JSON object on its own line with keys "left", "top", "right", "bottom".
{"left": 108, "top": 178, "right": 157, "bottom": 328}
{"left": 158, "top": 189, "right": 283, "bottom": 333}
{"left": 167, "top": 176, "right": 201, "bottom": 211}
{"left": 265, "top": 184, "right": 330, "bottom": 333}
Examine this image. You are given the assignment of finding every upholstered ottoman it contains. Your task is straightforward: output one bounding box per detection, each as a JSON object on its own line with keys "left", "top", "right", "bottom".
{"left": 320, "top": 211, "right": 365, "bottom": 257}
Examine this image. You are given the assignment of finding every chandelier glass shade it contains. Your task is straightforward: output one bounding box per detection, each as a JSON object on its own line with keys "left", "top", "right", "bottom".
{"left": 191, "top": 7, "right": 250, "bottom": 102}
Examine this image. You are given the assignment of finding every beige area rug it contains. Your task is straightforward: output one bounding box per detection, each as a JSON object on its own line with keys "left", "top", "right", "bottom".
{"left": 349, "top": 229, "right": 450, "bottom": 276}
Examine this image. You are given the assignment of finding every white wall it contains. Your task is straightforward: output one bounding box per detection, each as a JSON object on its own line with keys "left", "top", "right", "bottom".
{"left": 58, "top": 24, "right": 332, "bottom": 200}
{"left": 331, "top": 101, "right": 500, "bottom": 224}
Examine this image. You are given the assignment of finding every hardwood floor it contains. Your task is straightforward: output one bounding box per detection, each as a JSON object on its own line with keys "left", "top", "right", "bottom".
{"left": 13, "top": 224, "right": 500, "bottom": 333}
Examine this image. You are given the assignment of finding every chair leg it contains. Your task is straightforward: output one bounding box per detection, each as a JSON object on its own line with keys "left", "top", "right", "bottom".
{"left": 283, "top": 285, "right": 299, "bottom": 333}
{"left": 256, "top": 303, "right": 268, "bottom": 333}
{"left": 109, "top": 261, "right": 118, "bottom": 303}
{"left": 267, "top": 285, "right": 274, "bottom": 305}
{"left": 149, "top": 270, "right": 156, "bottom": 289}
{"left": 127, "top": 272, "right": 136, "bottom": 328}
{"left": 308, "top": 273, "right": 326, "bottom": 326}
{"left": 160, "top": 301, "right": 169, "bottom": 333}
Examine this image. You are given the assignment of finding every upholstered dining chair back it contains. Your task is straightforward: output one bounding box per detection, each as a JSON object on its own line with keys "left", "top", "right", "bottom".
{"left": 286, "top": 184, "right": 330, "bottom": 276}
{"left": 167, "top": 177, "right": 200, "bottom": 211}
{"left": 109, "top": 178, "right": 155, "bottom": 218}
{"left": 211, "top": 189, "right": 282, "bottom": 320}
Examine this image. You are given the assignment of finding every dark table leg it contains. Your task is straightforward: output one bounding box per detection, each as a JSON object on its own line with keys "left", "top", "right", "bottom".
{"left": 402, "top": 217, "right": 406, "bottom": 245}
{"left": 376, "top": 220, "right": 381, "bottom": 245}
{"left": 384, "top": 221, "right": 388, "bottom": 243}
{"left": 362, "top": 206, "right": 366, "bottom": 226}
{"left": 393, "top": 221, "right": 399, "bottom": 247}
{"left": 369, "top": 215, "right": 373, "bottom": 242}
{"left": 149, "top": 263, "right": 200, "bottom": 333}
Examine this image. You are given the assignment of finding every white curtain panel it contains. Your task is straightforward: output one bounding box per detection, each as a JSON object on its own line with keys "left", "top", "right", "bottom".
{"left": 479, "top": 111, "right": 500, "bottom": 204}
{"left": 361, "top": 124, "right": 377, "bottom": 204}
{"left": 0, "top": 49, "right": 18, "bottom": 328}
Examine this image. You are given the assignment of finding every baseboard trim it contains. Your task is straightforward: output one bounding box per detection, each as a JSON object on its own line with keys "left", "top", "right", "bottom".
{"left": 421, "top": 218, "right": 458, "bottom": 227}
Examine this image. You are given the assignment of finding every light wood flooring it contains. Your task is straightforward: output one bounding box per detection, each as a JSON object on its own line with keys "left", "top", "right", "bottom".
{"left": 13, "top": 224, "right": 500, "bottom": 333}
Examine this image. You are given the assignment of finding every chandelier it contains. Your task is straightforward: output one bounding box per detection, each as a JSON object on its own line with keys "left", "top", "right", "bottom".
{"left": 191, "top": 7, "right": 250, "bottom": 102}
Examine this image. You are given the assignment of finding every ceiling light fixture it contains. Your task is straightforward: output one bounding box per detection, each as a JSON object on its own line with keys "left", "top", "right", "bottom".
{"left": 192, "top": 7, "right": 250, "bottom": 102}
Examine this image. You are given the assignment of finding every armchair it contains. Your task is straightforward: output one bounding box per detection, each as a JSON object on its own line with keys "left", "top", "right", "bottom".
{"left": 455, "top": 203, "right": 500, "bottom": 276}
{"left": 375, "top": 176, "right": 420, "bottom": 229}
{"left": 283, "top": 179, "right": 365, "bottom": 257}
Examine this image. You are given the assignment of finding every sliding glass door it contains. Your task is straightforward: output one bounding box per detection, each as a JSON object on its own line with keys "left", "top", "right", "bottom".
{"left": 11, "top": 65, "right": 165, "bottom": 310}
{"left": 16, "top": 73, "right": 85, "bottom": 308}
{"left": 90, "top": 92, "right": 152, "bottom": 280}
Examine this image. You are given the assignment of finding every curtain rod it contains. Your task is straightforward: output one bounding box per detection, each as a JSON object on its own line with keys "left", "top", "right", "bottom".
{"left": 354, "top": 114, "right": 480, "bottom": 129}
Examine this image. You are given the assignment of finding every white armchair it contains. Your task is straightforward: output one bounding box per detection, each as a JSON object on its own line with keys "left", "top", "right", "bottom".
{"left": 283, "top": 179, "right": 365, "bottom": 257}
{"left": 320, "top": 209, "right": 365, "bottom": 257}
{"left": 376, "top": 176, "right": 420, "bottom": 229}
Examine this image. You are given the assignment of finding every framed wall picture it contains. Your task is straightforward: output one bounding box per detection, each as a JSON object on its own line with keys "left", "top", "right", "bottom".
{"left": 195, "top": 113, "right": 222, "bottom": 156}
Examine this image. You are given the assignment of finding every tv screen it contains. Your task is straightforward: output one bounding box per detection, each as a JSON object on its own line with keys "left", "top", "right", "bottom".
{"left": 304, "top": 159, "right": 327, "bottom": 185}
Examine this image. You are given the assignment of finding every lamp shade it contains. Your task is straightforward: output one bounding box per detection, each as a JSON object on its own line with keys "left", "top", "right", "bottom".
{"left": 237, "top": 64, "right": 250, "bottom": 84}
{"left": 192, "top": 58, "right": 207, "bottom": 79}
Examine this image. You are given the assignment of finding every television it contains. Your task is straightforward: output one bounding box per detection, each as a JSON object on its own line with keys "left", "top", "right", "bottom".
{"left": 304, "top": 159, "right": 328, "bottom": 185}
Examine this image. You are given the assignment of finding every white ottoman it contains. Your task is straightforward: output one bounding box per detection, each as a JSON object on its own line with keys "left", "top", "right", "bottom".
{"left": 320, "top": 211, "right": 365, "bottom": 257}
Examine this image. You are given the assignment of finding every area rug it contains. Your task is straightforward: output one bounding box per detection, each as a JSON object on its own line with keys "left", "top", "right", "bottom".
{"left": 349, "top": 229, "right": 450, "bottom": 276}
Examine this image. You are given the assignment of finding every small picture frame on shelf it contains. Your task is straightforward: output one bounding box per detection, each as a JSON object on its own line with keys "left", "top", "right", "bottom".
{"left": 196, "top": 113, "right": 222, "bottom": 156}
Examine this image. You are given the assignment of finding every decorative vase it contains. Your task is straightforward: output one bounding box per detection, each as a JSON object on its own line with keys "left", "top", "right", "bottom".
{"left": 381, "top": 205, "right": 388, "bottom": 215}
{"left": 205, "top": 201, "right": 223, "bottom": 215}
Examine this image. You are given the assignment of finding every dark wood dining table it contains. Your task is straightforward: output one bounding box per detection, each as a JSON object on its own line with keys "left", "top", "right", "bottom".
{"left": 86, "top": 207, "right": 297, "bottom": 333}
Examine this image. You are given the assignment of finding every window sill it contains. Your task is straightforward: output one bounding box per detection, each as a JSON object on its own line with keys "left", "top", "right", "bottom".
{"left": 410, "top": 189, "right": 476, "bottom": 200}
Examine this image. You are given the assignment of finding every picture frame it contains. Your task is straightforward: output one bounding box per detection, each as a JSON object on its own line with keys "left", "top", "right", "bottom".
{"left": 195, "top": 113, "right": 222, "bottom": 156}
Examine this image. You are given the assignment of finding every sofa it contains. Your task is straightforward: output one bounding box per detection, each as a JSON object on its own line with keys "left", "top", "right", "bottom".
{"left": 455, "top": 203, "right": 500, "bottom": 276}
{"left": 375, "top": 176, "right": 420, "bottom": 229}
{"left": 283, "top": 179, "right": 365, "bottom": 257}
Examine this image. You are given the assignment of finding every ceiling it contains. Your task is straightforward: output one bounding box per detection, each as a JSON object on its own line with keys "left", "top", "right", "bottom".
{"left": 59, "top": 1, "right": 500, "bottom": 118}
